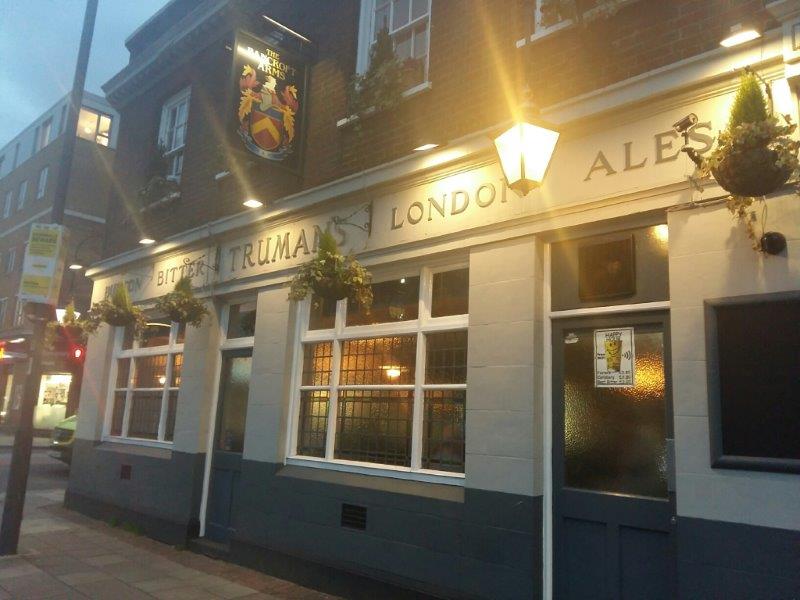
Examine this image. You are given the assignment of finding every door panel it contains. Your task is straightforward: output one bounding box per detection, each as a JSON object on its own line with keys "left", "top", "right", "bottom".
{"left": 553, "top": 314, "right": 675, "bottom": 600}
{"left": 206, "top": 351, "right": 251, "bottom": 543}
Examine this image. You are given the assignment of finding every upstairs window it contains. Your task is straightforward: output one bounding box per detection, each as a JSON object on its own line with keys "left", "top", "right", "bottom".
{"left": 13, "top": 296, "right": 25, "bottom": 327}
{"left": 16, "top": 180, "right": 27, "bottom": 211}
{"left": 0, "top": 298, "right": 7, "bottom": 328}
{"left": 5, "top": 247, "right": 16, "bottom": 274}
{"left": 2, "top": 191, "right": 12, "bottom": 219}
{"left": 534, "top": 0, "right": 622, "bottom": 35}
{"left": 34, "top": 118, "right": 52, "bottom": 154}
{"left": 12, "top": 144, "right": 19, "bottom": 169}
{"left": 158, "top": 88, "right": 191, "bottom": 181}
{"left": 36, "top": 167, "right": 48, "bottom": 200}
{"left": 358, "top": 0, "right": 431, "bottom": 91}
{"left": 292, "top": 265, "right": 469, "bottom": 478}
{"left": 76, "top": 108, "right": 112, "bottom": 146}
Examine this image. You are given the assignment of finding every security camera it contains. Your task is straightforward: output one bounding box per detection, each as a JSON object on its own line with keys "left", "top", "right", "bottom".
{"left": 673, "top": 113, "right": 698, "bottom": 135}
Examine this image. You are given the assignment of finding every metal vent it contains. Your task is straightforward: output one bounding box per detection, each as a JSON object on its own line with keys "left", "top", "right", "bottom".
{"left": 341, "top": 503, "right": 367, "bottom": 530}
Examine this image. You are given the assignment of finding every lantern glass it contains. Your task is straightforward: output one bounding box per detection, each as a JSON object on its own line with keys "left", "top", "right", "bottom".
{"left": 494, "top": 122, "right": 559, "bottom": 194}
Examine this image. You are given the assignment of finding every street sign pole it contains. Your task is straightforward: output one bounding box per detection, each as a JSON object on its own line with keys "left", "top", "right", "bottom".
{"left": 0, "top": 0, "right": 98, "bottom": 555}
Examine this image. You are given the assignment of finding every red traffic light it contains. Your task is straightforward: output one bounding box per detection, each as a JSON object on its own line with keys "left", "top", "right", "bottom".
{"left": 69, "top": 345, "right": 86, "bottom": 362}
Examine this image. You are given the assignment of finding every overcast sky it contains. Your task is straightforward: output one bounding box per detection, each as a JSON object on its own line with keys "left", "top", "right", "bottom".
{"left": 0, "top": 0, "right": 169, "bottom": 148}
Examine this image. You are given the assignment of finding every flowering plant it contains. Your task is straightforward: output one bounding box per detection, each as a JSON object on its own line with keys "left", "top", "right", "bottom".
{"left": 44, "top": 301, "right": 99, "bottom": 350}
{"left": 289, "top": 231, "right": 372, "bottom": 310}
{"left": 89, "top": 284, "right": 147, "bottom": 333}
{"left": 154, "top": 276, "right": 208, "bottom": 327}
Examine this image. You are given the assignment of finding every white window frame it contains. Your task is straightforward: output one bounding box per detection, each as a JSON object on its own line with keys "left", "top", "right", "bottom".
{"left": 356, "top": 0, "right": 432, "bottom": 93}
{"left": 103, "top": 321, "right": 185, "bottom": 447}
{"left": 286, "top": 262, "right": 468, "bottom": 485}
{"left": 2, "top": 191, "right": 12, "bottom": 219}
{"left": 158, "top": 88, "right": 191, "bottom": 182}
{"left": 5, "top": 247, "right": 16, "bottom": 274}
{"left": 16, "top": 180, "right": 27, "bottom": 211}
{"left": 34, "top": 118, "right": 52, "bottom": 153}
{"left": 36, "top": 167, "right": 48, "bottom": 200}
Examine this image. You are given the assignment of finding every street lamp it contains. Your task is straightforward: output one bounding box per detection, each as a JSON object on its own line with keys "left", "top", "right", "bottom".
{"left": 493, "top": 111, "right": 559, "bottom": 196}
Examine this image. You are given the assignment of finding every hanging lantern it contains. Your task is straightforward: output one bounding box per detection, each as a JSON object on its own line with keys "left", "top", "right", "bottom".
{"left": 493, "top": 118, "right": 559, "bottom": 196}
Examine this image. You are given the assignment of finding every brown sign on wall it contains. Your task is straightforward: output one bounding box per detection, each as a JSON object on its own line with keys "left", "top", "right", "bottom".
{"left": 232, "top": 30, "right": 309, "bottom": 172}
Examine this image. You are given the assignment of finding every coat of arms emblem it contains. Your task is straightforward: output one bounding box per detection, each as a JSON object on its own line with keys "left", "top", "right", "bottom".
{"left": 237, "top": 64, "right": 299, "bottom": 160}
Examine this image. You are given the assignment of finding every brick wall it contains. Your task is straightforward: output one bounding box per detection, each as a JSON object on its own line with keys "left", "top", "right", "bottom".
{"left": 103, "top": 0, "right": 776, "bottom": 257}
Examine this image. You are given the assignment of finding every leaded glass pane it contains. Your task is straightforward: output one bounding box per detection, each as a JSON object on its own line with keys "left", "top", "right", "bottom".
{"left": 347, "top": 277, "right": 419, "bottom": 326}
{"left": 302, "top": 342, "right": 333, "bottom": 386}
{"left": 133, "top": 355, "right": 168, "bottom": 388}
{"left": 339, "top": 336, "right": 416, "bottom": 385}
{"left": 335, "top": 389, "right": 413, "bottom": 466}
{"left": 297, "top": 390, "right": 329, "bottom": 457}
{"left": 425, "top": 331, "right": 467, "bottom": 384}
{"left": 422, "top": 389, "right": 465, "bottom": 472}
{"left": 116, "top": 359, "right": 130, "bottom": 388}
{"left": 127, "top": 391, "right": 162, "bottom": 439}
{"left": 227, "top": 301, "right": 257, "bottom": 338}
{"left": 171, "top": 354, "right": 183, "bottom": 387}
{"left": 431, "top": 268, "right": 469, "bottom": 317}
{"left": 139, "top": 318, "right": 171, "bottom": 348}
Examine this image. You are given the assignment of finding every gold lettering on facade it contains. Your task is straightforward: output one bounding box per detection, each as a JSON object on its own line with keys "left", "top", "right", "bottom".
{"left": 623, "top": 141, "right": 647, "bottom": 171}
{"left": 584, "top": 151, "right": 617, "bottom": 181}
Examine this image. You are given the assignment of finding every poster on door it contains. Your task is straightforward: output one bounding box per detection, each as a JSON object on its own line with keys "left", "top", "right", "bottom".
{"left": 594, "top": 327, "right": 635, "bottom": 387}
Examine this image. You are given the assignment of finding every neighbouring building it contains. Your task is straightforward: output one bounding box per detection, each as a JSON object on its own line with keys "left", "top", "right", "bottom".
{"left": 0, "top": 92, "right": 119, "bottom": 433}
{"left": 66, "top": 1, "right": 799, "bottom": 598}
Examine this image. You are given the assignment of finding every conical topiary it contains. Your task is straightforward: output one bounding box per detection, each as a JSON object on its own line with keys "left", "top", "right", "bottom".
{"left": 727, "top": 72, "right": 769, "bottom": 132}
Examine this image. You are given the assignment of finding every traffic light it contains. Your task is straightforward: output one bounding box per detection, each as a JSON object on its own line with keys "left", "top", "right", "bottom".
{"left": 68, "top": 344, "right": 86, "bottom": 364}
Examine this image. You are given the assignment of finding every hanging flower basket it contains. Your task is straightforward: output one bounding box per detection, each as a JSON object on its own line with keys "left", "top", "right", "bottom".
{"left": 88, "top": 284, "right": 147, "bottom": 334}
{"left": 45, "top": 302, "right": 99, "bottom": 350}
{"left": 154, "top": 277, "right": 208, "bottom": 327}
{"left": 289, "top": 231, "right": 373, "bottom": 310}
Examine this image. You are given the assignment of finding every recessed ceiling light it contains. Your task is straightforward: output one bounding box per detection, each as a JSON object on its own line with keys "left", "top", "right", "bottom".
{"left": 720, "top": 24, "right": 760, "bottom": 48}
{"left": 413, "top": 143, "right": 439, "bottom": 152}
{"left": 8, "top": 338, "right": 25, "bottom": 344}
{"left": 69, "top": 263, "right": 84, "bottom": 270}
{"left": 139, "top": 238, "right": 155, "bottom": 245}
{"left": 243, "top": 198, "right": 263, "bottom": 209}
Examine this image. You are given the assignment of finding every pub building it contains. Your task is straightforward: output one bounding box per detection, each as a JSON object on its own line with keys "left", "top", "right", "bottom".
{"left": 66, "top": 1, "right": 800, "bottom": 599}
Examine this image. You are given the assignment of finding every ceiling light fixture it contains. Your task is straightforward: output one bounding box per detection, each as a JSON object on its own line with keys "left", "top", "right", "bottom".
{"left": 139, "top": 237, "right": 155, "bottom": 245}
{"left": 69, "top": 263, "right": 84, "bottom": 270}
{"left": 413, "top": 143, "right": 439, "bottom": 152}
{"left": 720, "top": 24, "right": 760, "bottom": 48}
{"left": 243, "top": 198, "right": 264, "bottom": 209}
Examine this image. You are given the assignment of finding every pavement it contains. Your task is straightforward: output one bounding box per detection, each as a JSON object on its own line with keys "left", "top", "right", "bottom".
{"left": 0, "top": 436, "right": 51, "bottom": 449}
{"left": 0, "top": 450, "right": 342, "bottom": 600}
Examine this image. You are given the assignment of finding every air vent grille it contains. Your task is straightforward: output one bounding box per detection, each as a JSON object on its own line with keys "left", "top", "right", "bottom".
{"left": 341, "top": 503, "right": 367, "bottom": 530}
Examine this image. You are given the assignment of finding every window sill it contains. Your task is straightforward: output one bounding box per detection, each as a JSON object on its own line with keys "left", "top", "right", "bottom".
{"left": 286, "top": 456, "right": 464, "bottom": 486}
{"left": 97, "top": 438, "right": 173, "bottom": 459}
{"left": 336, "top": 81, "right": 433, "bottom": 129}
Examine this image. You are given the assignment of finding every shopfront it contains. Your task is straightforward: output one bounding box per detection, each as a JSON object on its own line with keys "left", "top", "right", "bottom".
{"left": 67, "top": 55, "right": 800, "bottom": 599}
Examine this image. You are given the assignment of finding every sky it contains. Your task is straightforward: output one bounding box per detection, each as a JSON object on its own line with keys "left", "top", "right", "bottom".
{"left": 0, "top": 0, "right": 170, "bottom": 148}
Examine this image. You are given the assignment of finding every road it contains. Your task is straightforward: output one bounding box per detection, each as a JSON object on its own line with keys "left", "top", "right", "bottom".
{"left": 0, "top": 447, "right": 69, "bottom": 495}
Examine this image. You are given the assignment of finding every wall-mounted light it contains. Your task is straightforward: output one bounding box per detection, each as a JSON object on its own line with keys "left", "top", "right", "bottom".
{"left": 243, "top": 198, "right": 263, "bottom": 209}
{"left": 139, "top": 237, "right": 155, "bottom": 245}
{"left": 493, "top": 110, "right": 559, "bottom": 196}
{"left": 720, "top": 24, "right": 760, "bottom": 48}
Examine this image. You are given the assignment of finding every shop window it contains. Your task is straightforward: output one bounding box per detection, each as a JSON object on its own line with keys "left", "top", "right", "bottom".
{"left": 76, "top": 108, "right": 112, "bottom": 146}
{"left": 158, "top": 88, "right": 191, "bottom": 181}
{"left": 292, "top": 265, "right": 468, "bottom": 477}
{"left": 706, "top": 295, "right": 800, "bottom": 473}
{"left": 106, "top": 320, "right": 184, "bottom": 444}
{"left": 357, "top": 0, "right": 431, "bottom": 91}
{"left": 226, "top": 300, "right": 257, "bottom": 338}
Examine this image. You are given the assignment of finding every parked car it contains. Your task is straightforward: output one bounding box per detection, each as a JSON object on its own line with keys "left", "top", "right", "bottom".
{"left": 50, "top": 415, "right": 76, "bottom": 464}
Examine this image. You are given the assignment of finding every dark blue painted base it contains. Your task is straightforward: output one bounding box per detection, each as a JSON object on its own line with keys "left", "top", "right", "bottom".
{"left": 677, "top": 516, "right": 800, "bottom": 599}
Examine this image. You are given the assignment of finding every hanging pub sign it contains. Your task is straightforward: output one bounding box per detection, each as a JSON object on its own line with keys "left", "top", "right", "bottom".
{"left": 594, "top": 327, "right": 635, "bottom": 388}
{"left": 232, "top": 30, "right": 309, "bottom": 172}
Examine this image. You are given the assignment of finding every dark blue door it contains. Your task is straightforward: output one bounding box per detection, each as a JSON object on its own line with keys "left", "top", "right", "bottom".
{"left": 553, "top": 313, "right": 676, "bottom": 600}
{"left": 206, "top": 350, "right": 251, "bottom": 543}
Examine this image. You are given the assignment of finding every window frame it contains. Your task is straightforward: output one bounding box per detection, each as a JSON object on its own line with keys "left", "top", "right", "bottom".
{"left": 158, "top": 88, "right": 191, "bottom": 182}
{"left": 16, "top": 180, "right": 27, "bottom": 210}
{"left": 5, "top": 247, "right": 16, "bottom": 274}
{"left": 34, "top": 118, "right": 52, "bottom": 153}
{"left": 287, "top": 262, "right": 468, "bottom": 485}
{"left": 356, "top": 0, "right": 432, "bottom": 93}
{"left": 2, "top": 191, "right": 12, "bottom": 219}
{"left": 36, "top": 167, "right": 48, "bottom": 200}
{"left": 527, "top": 0, "right": 639, "bottom": 41}
{"left": 77, "top": 108, "right": 113, "bottom": 146}
{"left": 103, "top": 321, "right": 185, "bottom": 447}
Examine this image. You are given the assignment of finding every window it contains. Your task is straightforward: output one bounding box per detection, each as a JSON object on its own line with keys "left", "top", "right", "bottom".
{"left": 533, "top": 0, "right": 625, "bottom": 35}
{"left": 59, "top": 104, "right": 67, "bottom": 134}
{"left": 13, "top": 297, "right": 25, "bottom": 326}
{"left": 36, "top": 167, "right": 48, "bottom": 200}
{"left": 358, "top": 0, "right": 431, "bottom": 91}
{"left": 12, "top": 143, "right": 19, "bottom": 169}
{"left": 0, "top": 298, "right": 7, "bottom": 327}
{"left": 226, "top": 300, "right": 257, "bottom": 339}
{"left": 158, "top": 88, "right": 191, "bottom": 181}
{"left": 5, "top": 247, "right": 16, "bottom": 274}
{"left": 34, "top": 118, "right": 52, "bottom": 153}
{"left": 106, "top": 318, "right": 184, "bottom": 443}
{"left": 706, "top": 294, "right": 800, "bottom": 473}
{"left": 291, "top": 265, "right": 469, "bottom": 478}
{"left": 2, "top": 191, "right": 11, "bottom": 219}
{"left": 16, "top": 180, "right": 27, "bottom": 210}
{"left": 0, "top": 155, "right": 4, "bottom": 177}
{"left": 76, "top": 108, "right": 112, "bottom": 146}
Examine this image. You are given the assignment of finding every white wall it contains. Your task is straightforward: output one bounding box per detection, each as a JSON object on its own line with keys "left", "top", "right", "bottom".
{"left": 668, "top": 192, "right": 800, "bottom": 531}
